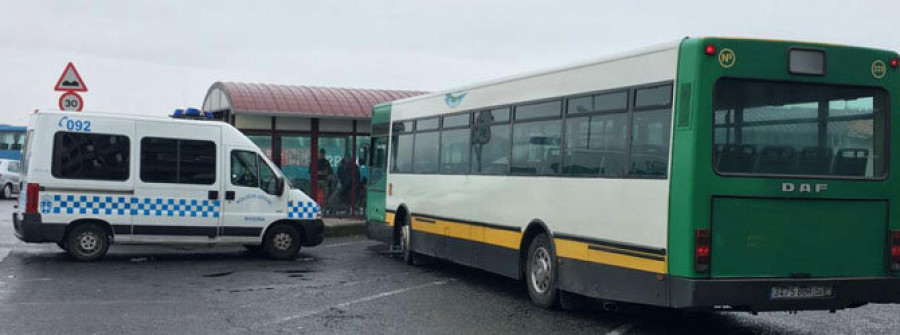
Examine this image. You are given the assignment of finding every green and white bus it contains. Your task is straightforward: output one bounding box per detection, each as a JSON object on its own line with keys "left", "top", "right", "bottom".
{"left": 365, "top": 37, "right": 900, "bottom": 312}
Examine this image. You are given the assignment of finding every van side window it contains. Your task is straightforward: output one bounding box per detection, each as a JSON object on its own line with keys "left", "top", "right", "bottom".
{"left": 140, "top": 137, "right": 216, "bottom": 185}
{"left": 231, "top": 150, "right": 280, "bottom": 195}
{"left": 52, "top": 132, "right": 130, "bottom": 181}
{"left": 231, "top": 151, "right": 259, "bottom": 188}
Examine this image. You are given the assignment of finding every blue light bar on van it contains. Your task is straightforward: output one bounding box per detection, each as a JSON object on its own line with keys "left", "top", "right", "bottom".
{"left": 171, "top": 107, "right": 214, "bottom": 120}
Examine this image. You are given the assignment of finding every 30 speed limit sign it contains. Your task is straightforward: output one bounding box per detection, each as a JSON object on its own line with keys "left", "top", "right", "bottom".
{"left": 59, "top": 92, "right": 84, "bottom": 112}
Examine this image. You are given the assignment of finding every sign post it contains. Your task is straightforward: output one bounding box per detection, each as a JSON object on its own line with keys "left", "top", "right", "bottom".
{"left": 54, "top": 62, "right": 87, "bottom": 112}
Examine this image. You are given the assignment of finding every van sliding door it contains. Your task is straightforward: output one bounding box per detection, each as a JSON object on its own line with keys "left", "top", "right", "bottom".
{"left": 132, "top": 122, "right": 223, "bottom": 242}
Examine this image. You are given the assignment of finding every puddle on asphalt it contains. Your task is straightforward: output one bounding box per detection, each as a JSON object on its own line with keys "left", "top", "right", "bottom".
{"left": 202, "top": 271, "right": 234, "bottom": 278}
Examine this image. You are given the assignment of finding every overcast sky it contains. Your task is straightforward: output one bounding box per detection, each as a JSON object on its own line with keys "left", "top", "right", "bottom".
{"left": 0, "top": 0, "right": 896, "bottom": 125}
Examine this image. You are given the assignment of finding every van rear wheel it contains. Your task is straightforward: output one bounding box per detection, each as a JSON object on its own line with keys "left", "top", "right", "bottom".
{"left": 263, "top": 225, "right": 301, "bottom": 260}
{"left": 66, "top": 223, "right": 109, "bottom": 262}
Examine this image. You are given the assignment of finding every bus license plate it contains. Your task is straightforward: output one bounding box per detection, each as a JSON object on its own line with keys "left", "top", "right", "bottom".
{"left": 770, "top": 285, "right": 834, "bottom": 299}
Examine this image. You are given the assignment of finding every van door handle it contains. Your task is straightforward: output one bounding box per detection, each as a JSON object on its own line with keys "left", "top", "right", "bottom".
{"left": 208, "top": 191, "right": 219, "bottom": 200}
{"left": 225, "top": 191, "right": 235, "bottom": 200}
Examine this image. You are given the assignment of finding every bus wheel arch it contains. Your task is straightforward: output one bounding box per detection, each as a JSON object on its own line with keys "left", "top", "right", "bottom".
{"left": 519, "top": 220, "right": 554, "bottom": 280}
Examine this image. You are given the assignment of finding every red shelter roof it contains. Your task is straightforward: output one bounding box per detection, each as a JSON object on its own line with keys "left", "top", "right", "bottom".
{"left": 205, "top": 82, "right": 426, "bottom": 119}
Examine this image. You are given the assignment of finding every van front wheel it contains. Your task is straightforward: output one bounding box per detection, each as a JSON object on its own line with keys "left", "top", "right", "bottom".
{"left": 66, "top": 223, "right": 109, "bottom": 262}
{"left": 263, "top": 225, "right": 301, "bottom": 260}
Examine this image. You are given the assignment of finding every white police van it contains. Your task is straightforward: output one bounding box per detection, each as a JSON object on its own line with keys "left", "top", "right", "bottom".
{"left": 13, "top": 110, "right": 323, "bottom": 261}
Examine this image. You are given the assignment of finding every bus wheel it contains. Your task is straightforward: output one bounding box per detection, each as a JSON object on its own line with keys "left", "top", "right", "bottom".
{"left": 526, "top": 233, "right": 560, "bottom": 309}
{"left": 400, "top": 221, "right": 416, "bottom": 265}
{"left": 400, "top": 216, "right": 426, "bottom": 265}
{"left": 263, "top": 225, "right": 301, "bottom": 260}
{"left": 66, "top": 223, "right": 109, "bottom": 262}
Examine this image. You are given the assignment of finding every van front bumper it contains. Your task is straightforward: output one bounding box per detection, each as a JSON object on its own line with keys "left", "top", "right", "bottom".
{"left": 12, "top": 212, "right": 66, "bottom": 243}
{"left": 669, "top": 276, "right": 900, "bottom": 312}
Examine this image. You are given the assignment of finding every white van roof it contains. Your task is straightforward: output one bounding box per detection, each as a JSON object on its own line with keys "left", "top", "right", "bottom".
{"left": 34, "top": 109, "right": 221, "bottom": 127}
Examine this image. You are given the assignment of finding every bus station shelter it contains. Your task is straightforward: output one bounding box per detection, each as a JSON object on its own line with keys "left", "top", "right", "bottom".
{"left": 201, "top": 82, "right": 425, "bottom": 217}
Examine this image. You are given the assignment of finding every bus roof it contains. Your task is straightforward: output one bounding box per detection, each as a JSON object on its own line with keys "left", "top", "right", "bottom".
{"left": 389, "top": 37, "right": 898, "bottom": 107}
{"left": 391, "top": 39, "right": 684, "bottom": 105}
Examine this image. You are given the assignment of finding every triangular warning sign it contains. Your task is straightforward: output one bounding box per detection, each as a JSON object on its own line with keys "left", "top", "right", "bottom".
{"left": 54, "top": 62, "right": 88, "bottom": 92}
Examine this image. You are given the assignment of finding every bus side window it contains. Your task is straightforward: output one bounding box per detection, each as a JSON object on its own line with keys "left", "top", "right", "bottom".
{"left": 628, "top": 109, "right": 671, "bottom": 177}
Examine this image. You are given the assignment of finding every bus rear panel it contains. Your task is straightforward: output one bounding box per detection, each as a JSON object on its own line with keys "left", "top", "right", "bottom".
{"left": 668, "top": 38, "right": 900, "bottom": 311}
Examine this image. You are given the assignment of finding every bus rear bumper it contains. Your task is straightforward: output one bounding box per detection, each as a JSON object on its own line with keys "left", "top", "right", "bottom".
{"left": 669, "top": 276, "right": 900, "bottom": 312}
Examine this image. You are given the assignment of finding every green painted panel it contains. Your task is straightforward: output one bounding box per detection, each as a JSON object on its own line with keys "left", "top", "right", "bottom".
{"left": 711, "top": 198, "right": 886, "bottom": 278}
{"left": 668, "top": 38, "right": 900, "bottom": 278}
{"left": 366, "top": 103, "right": 391, "bottom": 223}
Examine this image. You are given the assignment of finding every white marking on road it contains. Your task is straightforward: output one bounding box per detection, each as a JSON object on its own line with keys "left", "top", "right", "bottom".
{"left": 275, "top": 279, "right": 455, "bottom": 324}
{"left": 606, "top": 323, "right": 633, "bottom": 335}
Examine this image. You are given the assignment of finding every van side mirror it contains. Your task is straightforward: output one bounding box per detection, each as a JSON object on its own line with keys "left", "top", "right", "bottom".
{"left": 275, "top": 177, "right": 285, "bottom": 196}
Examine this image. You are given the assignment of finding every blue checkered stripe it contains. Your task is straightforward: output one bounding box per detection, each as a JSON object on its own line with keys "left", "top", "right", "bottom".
{"left": 287, "top": 201, "right": 319, "bottom": 219}
{"left": 42, "top": 195, "right": 220, "bottom": 218}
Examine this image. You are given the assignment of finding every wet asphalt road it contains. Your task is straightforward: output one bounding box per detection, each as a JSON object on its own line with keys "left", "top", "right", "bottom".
{"left": 0, "top": 200, "right": 898, "bottom": 334}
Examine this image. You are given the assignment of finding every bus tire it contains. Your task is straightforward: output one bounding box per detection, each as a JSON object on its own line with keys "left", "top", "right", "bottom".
{"left": 400, "top": 217, "right": 421, "bottom": 265}
{"left": 525, "top": 233, "right": 560, "bottom": 309}
{"left": 263, "top": 225, "right": 301, "bottom": 260}
{"left": 66, "top": 223, "right": 110, "bottom": 262}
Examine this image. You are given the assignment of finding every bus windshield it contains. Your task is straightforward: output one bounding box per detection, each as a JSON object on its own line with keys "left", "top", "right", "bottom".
{"left": 714, "top": 78, "right": 887, "bottom": 179}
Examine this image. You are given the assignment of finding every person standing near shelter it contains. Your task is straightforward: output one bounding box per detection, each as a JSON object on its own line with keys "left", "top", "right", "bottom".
{"left": 316, "top": 149, "right": 333, "bottom": 207}
{"left": 336, "top": 154, "right": 356, "bottom": 212}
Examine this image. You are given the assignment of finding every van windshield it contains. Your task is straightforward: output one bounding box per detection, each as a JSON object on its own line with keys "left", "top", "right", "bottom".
{"left": 714, "top": 79, "right": 887, "bottom": 179}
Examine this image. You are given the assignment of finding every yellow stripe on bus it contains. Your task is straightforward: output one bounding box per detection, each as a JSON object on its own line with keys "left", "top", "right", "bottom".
{"left": 410, "top": 215, "right": 521, "bottom": 250}
{"left": 554, "top": 238, "right": 668, "bottom": 274}
{"left": 404, "top": 214, "right": 665, "bottom": 274}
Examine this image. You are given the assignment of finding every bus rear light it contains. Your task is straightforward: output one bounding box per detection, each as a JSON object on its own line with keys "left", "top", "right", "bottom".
{"left": 695, "top": 229, "right": 711, "bottom": 273}
{"left": 704, "top": 44, "right": 717, "bottom": 56}
{"left": 890, "top": 58, "right": 899, "bottom": 68}
{"left": 25, "top": 183, "right": 39, "bottom": 214}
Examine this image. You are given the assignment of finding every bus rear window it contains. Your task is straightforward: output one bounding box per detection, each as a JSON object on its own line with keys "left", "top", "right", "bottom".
{"left": 714, "top": 79, "right": 887, "bottom": 179}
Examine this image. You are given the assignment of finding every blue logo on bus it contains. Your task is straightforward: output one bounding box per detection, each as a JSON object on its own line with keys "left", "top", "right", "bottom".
{"left": 444, "top": 92, "right": 467, "bottom": 108}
